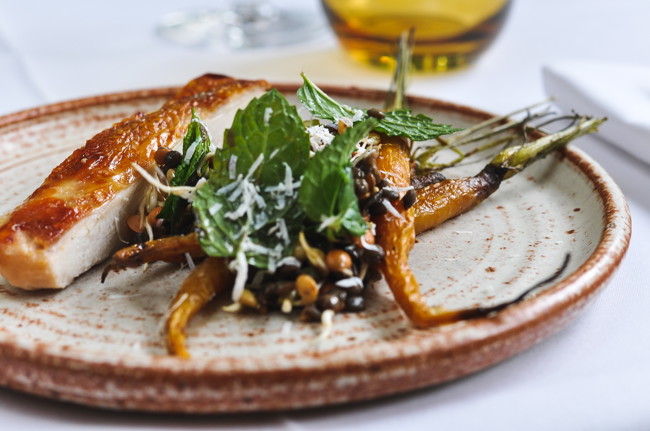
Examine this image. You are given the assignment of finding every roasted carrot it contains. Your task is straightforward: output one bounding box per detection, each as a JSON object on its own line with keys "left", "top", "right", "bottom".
{"left": 101, "top": 233, "right": 206, "bottom": 280}
{"left": 413, "top": 166, "right": 502, "bottom": 234}
{"left": 165, "top": 257, "right": 233, "bottom": 358}
{"left": 373, "top": 137, "right": 469, "bottom": 327}
{"left": 373, "top": 115, "right": 605, "bottom": 328}
{"left": 413, "top": 116, "right": 606, "bottom": 235}
{"left": 374, "top": 140, "right": 526, "bottom": 327}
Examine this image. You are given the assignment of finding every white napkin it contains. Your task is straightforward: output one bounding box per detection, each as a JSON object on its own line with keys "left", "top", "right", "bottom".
{"left": 543, "top": 60, "right": 650, "bottom": 165}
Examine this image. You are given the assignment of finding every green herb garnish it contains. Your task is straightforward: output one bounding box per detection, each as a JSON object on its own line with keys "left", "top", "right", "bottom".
{"left": 194, "top": 88, "right": 309, "bottom": 269}
{"left": 193, "top": 88, "right": 380, "bottom": 300}
{"left": 296, "top": 74, "right": 361, "bottom": 122}
{"left": 159, "top": 110, "right": 211, "bottom": 231}
{"left": 299, "top": 118, "right": 377, "bottom": 239}
{"left": 213, "top": 88, "right": 310, "bottom": 187}
{"left": 194, "top": 87, "right": 380, "bottom": 265}
{"left": 375, "top": 109, "right": 460, "bottom": 141}
{"left": 297, "top": 73, "right": 460, "bottom": 141}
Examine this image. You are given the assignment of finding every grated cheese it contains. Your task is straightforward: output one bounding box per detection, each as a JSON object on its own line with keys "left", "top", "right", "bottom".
{"left": 229, "top": 246, "right": 249, "bottom": 301}
{"left": 277, "top": 218, "right": 289, "bottom": 243}
{"left": 228, "top": 155, "right": 238, "bottom": 179}
{"left": 267, "top": 223, "right": 279, "bottom": 236}
{"left": 306, "top": 125, "right": 334, "bottom": 152}
{"left": 208, "top": 202, "right": 223, "bottom": 216}
{"left": 241, "top": 238, "right": 274, "bottom": 255}
{"left": 336, "top": 105, "right": 365, "bottom": 126}
{"left": 263, "top": 107, "right": 273, "bottom": 125}
{"left": 217, "top": 174, "right": 242, "bottom": 196}
{"left": 350, "top": 107, "right": 365, "bottom": 122}
{"left": 210, "top": 150, "right": 305, "bottom": 303}
{"left": 382, "top": 200, "right": 405, "bottom": 221}
{"left": 277, "top": 256, "right": 301, "bottom": 268}
{"left": 377, "top": 170, "right": 400, "bottom": 184}
{"left": 251, "top": 183, "right": 267, "bottom": 209}
{"left": 335, "top": 276, "right": 363, "bottom": 289}
{"left": 351, "top": 133, "right": 380, "bottom": 164}
{"left": 268, "top": 148, "right": 280, "bottom": 161}
{"left": 339, "top": 117, "right": 353, "bottom": 128}
{"left": 317, "top": 214, "right": 341, "bottom": 232}
{"left": 283, "top": 163, "right": 294, "bottom": 195}
{"left": 183, "top": 138, "right": 200, "bottom": 163}
{"left": 246, "top": 153, "right": 265, "bottom": 180}
{"left": 224, "top": 180, "right": 255, "bottom": 219}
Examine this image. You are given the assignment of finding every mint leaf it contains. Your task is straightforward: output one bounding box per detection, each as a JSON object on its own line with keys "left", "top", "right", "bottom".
{"left": 194, "top": 89, "right": 310, "bottom": 269}
{"left": 299, "top": 118, "right": 377, "bottom": 238}
{"left": 375, "top": 109, "right": 462, "bottom": 141}
{"left": 193, "top": 175, "right": 302, "bottom": 268}
{"left": 298, "top": 73, "right": 461, "bottom": 142}
{"left": 214, "top": 88, "right": 309, "bottom": 186}
{"left": 159, "top": 110, "right": 210, "bottom": 231}
{"left": 297, "top": 73, "right": 361, "bottom": 122}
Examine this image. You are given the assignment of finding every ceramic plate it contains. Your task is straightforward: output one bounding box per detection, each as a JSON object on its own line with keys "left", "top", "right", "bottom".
{"left": 0, "top": 85, "right": 631, "bottom": 412}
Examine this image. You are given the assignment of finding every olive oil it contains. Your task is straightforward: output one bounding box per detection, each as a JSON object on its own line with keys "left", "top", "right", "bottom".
{"left": 321, "top": 0, "right": 511, "bottom": 71}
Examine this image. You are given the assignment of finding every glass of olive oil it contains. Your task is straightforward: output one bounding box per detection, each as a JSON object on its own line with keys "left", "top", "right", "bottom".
{"left": 321, "top": 0, "right": 511, "bottom": 71}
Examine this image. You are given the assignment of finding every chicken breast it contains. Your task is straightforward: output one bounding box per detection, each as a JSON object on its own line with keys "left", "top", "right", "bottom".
{"left": 0, "top": 74, "right": 270, "bottom": 289}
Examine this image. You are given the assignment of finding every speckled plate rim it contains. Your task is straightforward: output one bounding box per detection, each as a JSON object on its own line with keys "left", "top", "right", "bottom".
{"left": 0, "top": 85, "right": 632, "bottom": 412}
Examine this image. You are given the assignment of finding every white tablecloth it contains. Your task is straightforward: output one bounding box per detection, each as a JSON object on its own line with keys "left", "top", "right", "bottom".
{"left": 1, "top": 1, "right": 649, "bottom": 429}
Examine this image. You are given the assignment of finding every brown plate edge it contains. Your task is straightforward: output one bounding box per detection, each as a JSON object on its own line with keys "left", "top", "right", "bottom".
{"left": 0, "top": 85, "right": 632, "bottom": 413}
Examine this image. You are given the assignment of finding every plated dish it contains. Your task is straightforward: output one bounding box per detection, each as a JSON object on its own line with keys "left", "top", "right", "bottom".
{"left": 0, "top": 85, "right": 630, "bottom": 412}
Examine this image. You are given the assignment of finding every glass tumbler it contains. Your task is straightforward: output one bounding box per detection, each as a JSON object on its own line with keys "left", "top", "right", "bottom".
{"left": 321, "top": 0, "right": 512, "bottom": 71}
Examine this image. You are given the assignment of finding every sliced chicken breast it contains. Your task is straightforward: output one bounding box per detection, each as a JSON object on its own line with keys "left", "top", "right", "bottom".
{"left": 0, "top": 74, "right": 269, "bottom": 289}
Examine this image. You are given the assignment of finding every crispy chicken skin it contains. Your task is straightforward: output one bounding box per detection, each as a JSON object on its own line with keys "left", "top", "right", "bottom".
{"left": 0, "top": 74, "right": 269, "bottom": 289}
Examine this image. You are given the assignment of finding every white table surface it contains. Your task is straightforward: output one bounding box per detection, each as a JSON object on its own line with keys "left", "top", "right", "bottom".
{"left": 1, "top": 1, "right": 649, "bottom": 429}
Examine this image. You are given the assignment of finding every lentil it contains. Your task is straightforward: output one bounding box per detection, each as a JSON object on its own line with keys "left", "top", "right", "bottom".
{"left": 317, "top": 293, "right": 344, "bottom": 312}
{"left": 364, "top": 267, "right": 383, "bottom": 284}
{"left": 300, "top": 304, "right": 321, "bottom": 322}
{"left": 360, "top": 243, "right": 385, "bottom": 264}
{"left": 367, "top": 108, "right": 386, "bottom": 119}
{"left": 335, "top": 276, "right": 364, "bottom": 295}
{"left": 343, "top": 244, "right": 361, "bottom": 261}
{"left": 345, "top": 295, "right": 366, "bottom": 312}
{"left": 154, "top": 147, "right": 171, "bottom": 166}
{"left": 402, "top": 188, "right": 417, "bottom": 209}
{"left": 377, "top": 178, "right": 390, "bottom": 188}
{"left": 366, "top": 196, "right": 388, "bottom": 216}
{"left": 265, "top": 281, "right": 294, "bottom": 298}
{"left": 365, "top": 171, "right": 377, "bottom": 191}
{"left": 354, "top": 178, "right": 370, "bottom": 198}
{"left": 276, "top": 262, "right": 301, "bottom": 279}
{"left": 164, "top": 150, "right": 183, "bottom": 169}
{"left": 381, "top": 187, "right": 400, "bottom": 202}
{"left": 296, "top": 274, "right": 319, "bottom": 305}
{"left": 325, "top": 249, "right": 353, "bottom": 274}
